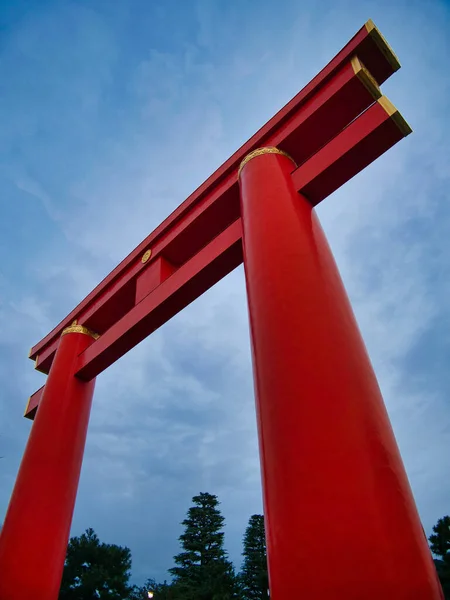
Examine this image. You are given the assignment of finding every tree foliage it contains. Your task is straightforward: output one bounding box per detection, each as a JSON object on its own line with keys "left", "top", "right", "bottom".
{"left": 59, "top": 528, "right": 132, "bottom": 600}
{"left": 430, "top": 516, "right": 450, "bottom": 561}
{"left": 240, "top": 515, "right": 269, "bottom": 599}
{"left": 429, "top": 516, "right": 450, "bottom": 599}
{"left": 57, "top": 502, "right": 450, "bottom": 600}
{"left": 169, "top": 492, "right": 240, "bottom": 599}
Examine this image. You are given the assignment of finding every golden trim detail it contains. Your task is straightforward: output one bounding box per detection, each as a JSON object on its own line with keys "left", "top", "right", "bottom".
{"left": 351, "top": 56, "right": 381, "bottom": 99}
{"left": 61, "top": 320, "right": 99, "bottom": 340}
{"left": 365, "top": 19, "right": 401, "bottom": 72}
{"left": 24, "top": 396, "right": 32, "bottom": 417}
{"left": 238, "top": 147, "right": 296, "bottom": 177}
{"left": 378, "top": 96, "right": 412, "bottom": 136}
{"left": 141, "top": 249, "right": 152, "bottom": 263}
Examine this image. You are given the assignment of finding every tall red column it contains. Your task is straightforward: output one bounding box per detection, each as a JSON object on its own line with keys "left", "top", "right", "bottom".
{"left": 239, "top": 147, "right": 442, "bottom": 599}
{"left": 0, "top": 323, "right": 97, "bottom": 600}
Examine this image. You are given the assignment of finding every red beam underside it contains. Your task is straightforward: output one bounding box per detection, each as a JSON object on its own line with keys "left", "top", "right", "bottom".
{"left": 75, "top": 219, "right": 243, "bottom": 381}
{"left": 30, "top": 20, "right": 399, "bottom": 373}
{"left": 26, "top": 96, "right": 411, "bottom": 417}
{"left": 71, "top": 98, "right": 410, "bottom": 382}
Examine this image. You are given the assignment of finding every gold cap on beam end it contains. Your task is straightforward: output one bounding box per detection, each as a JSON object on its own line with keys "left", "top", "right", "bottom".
{"left": 365, "top": 19, "right": 401, "bottom": 72}
{"left": 378, "top": 96, "right": 413, "bottom": 136}
{"left": 238, "top": 147, "right": 296, "bottom": 178}
{"left": 351, "top": 56, "right": 381, "bottom": 99}
{"left": 61, "top": 320, "right": 99, "bottom": 340}
{"left": 34, "top": 355, "right": 45, "bottom": 373}
{"left": 24, "top": 396, "right": 31, "bottom": 417}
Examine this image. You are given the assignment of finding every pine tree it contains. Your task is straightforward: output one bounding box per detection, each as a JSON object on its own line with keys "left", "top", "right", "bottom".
{"left": 429, "top": 516, "right": 450, "bottom": 599}
{"left": 430, "top": 516, "right": 450, "bottom": 562}
{"left": 240, "top": 515, "right": 269, "bottom": 599}
{"left": 169, "top": 492, "right": 239, "bottom": 599}
{"left": 59, "top": 528, "right": 132, "bottom": 599}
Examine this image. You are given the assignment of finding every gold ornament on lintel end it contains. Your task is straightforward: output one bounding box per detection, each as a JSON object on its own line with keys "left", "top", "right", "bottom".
{"left": 378, "top": 96, "right": 412, "bottom": 137}
{"left": 141, "top": 249, "right": 152, "bottom": 263}
{"left": 23, "top": 396, "right": 32, "bottom": 417}
{"left": 364, "top": 19, "right": 401, "bottom": 72}
{"left": 61, "top": 319, "right": 99, "bottom": 340}
{"left": 238, "top": 147, "right": 296, "bottom": 178}
{"left": 351, "top": 56, "right": 381, "bottom": 99}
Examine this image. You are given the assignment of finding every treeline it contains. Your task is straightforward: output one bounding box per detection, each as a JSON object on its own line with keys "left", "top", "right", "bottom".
{"left": 59, "top": 492, "right": 268, "bottom": 599}
{"left": 58, "top": 494, "right": 450, "bottom": 599}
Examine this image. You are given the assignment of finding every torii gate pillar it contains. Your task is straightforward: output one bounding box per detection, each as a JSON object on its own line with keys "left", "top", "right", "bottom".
{"left": 0, "top": 324, "right": 97, "bottom": 599}
{"left": 239, "top": 148, "right": 443, "bottom": 599}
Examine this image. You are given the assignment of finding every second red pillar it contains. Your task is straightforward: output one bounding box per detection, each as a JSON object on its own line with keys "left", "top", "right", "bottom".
{"left": 239, "top": 147, "right": 442, "bottom": 599}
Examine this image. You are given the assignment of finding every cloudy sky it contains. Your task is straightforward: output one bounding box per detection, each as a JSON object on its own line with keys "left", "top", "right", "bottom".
{"left": 1, "top": 0, "right": 450, "bottom": 587}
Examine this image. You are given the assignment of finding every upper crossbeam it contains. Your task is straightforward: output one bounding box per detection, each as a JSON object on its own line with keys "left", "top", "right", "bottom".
{"left": 25, "top": 20, "right": 409, "bottom": 419}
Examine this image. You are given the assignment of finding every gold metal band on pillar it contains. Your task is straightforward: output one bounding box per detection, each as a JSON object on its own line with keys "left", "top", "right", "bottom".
{"left": 61, "top": 320, "right": 99, "bottom": 340}
{"left": 238, "top": 147, "right": 297, "bottom": 178}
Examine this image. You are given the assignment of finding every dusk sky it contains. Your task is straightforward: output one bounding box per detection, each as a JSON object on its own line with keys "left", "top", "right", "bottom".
{"left": 1, "top": 0, "right": 449, "bottom": 587}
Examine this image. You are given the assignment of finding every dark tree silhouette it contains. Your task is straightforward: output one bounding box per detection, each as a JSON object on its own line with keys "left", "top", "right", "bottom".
{"left": 59, "top": 528, "right": 132, "bottom": 600}
{"left": 240, "top": 515, "right": 269, "bottom": 599}
{"left": 429, "top": 516, "right": 450, "bottom": 599}
{"left": 169, "top": 492, "right": 240, "bottom": 599}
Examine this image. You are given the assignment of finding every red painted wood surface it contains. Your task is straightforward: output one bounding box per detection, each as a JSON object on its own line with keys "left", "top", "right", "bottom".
{"left": 239, "top": 151, "right": 442, "bottom": 599}
{"left": 25, "top": 98, "right": 412, "bottom": 418}
{"left": 293, "top": 95, "right": 411, "bottom": 205}
{"left": 29, "top": 20, "right": 399, "bottom": 376}
{"left": 76, "top": 218, "right": 243, "bottom": 380}
{"left": 0, "top": 332, "right": 97, "bottom": 599}
{"left": 135, "top": 256, "right": 176, "bottom": 305}
{"left": 24, "top": 385, "right": 44, "bottom": 419}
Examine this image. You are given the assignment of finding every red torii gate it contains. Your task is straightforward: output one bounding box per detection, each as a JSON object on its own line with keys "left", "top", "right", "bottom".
{"left": 0, "top": 20, "right": 443, "bottom": 600}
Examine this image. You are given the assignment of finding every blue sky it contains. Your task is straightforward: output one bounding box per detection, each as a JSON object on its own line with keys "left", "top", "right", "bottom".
{"left": 1, "top": 0, "right": 450, "bottom": 587}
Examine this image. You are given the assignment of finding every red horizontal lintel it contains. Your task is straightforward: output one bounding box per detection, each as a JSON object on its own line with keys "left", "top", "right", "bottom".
{"left": 26, "top": 99, "right": 412, "bottom": 417}
{"left": 31, "top": 58, "right": 383, "bottom": 374}
{"left": 30, "top": 20, "right": 400, "bottom": 369}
